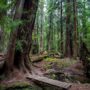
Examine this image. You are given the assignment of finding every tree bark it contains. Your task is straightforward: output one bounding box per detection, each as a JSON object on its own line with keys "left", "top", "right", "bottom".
{"left": 60, "top": 0, "right": 63, "bottom": 55}
{"left": 40, "top": 1, "right": 44, "bottom": 52}
{"left": 65, "top": 0, "right": 73, "bottom": 58}
{"left": 14, "top": 0, "right": 39, "bottom": 72}
{"left": 5, "top": 0, "right": 25, "bottom": 74}
{"left": 3, "top": 0, "right": 38, "bottom": 75}
{"left": 73, "top": 0, "right": 78, "bottom": 58}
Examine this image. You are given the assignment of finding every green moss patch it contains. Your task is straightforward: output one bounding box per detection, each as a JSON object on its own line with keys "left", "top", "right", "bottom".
{"left": 44, "top": 58, "right": 76, "bottom": 70}
{"left": 0, "top": 81, "right": 32, "bottom": 90}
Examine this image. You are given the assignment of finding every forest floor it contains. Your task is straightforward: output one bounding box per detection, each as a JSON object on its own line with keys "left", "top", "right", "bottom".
{"left": 0, "top": 53, "right": 90, "bottom": 90}
{"left": 31, "top": 54, "right": 90, "bottom": 90}
{"left": 32, "top": 57, "right": 85, "bottom": 82}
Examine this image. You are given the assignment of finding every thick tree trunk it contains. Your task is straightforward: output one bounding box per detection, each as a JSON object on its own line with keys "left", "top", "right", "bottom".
{"left": 14, "top": 0, "right": 39, "bottom": 72}
{"left": 5, "top": 0, "right": 25, "bottom": 74}
{"left": 3, "top": 0, "right": 38, "bottom": 75}
{"left": 65, "top": 0, "right": 73, "bottom": 58}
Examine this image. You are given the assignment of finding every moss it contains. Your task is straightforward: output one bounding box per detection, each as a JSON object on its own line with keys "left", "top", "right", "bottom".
{"left": 9, "top": 81, "right": 30, "bottom": 88}
{"left": 0, "top": 81, "right": 32, "bottom": 90}
{"left": 0, "top": 85, "right": 6, "bottom": 90}
{"left": 44, "top": 58, "right": 56, "bottom": 62}
{"left": 44, "top": 58, "right": 76, "bottom": 70}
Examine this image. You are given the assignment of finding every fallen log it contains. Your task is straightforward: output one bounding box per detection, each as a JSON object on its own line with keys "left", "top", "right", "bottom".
{"left": 31, "top": 54, "right": 48, "bottom": 62}
{"left": 27, "top": 75, "right": 72, "bottom": 90}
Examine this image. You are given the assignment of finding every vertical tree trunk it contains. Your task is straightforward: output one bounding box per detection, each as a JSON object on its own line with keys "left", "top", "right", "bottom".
{"left": 73, "top": 0, "right": 78, "bottom": 58}
{"left": 48, "top": 12, "right": 53, "bottom": 51}
{"left": 60, "top": 0, "right": 63, "bottom": 55}
{"left": 47, "top": 26, "right": 51, "bottom": 51}
{"left": 47, "top": 13, "right": 52, "bottom": 52}
{"left": 65, "top": 0, "right": 73, "bottom": 58}
{"left": 4, "top": 0, "right": 38, "bottom": 75}
{"left": 15, "top": 0, "right": 39, "bottom": 72}
{"left": 40, "top": 1, "right": 44, "bottom": 52}
{"left": 5, "top": 0, "right": 25, "bottom": 74}
{"left": 82, "top": 0, "right": 87, "bottom": 38}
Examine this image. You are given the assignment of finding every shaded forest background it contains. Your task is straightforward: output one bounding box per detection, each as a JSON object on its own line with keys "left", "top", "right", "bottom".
{"left": 0, "top": 0, "right": 90, "bottom": 57}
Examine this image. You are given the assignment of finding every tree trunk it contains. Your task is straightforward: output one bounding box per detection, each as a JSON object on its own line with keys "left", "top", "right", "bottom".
{"left": 40, "top": 1, "right": 44, "bottom": 52}
{"left": 65, "top": 0, "right": 73, "bottom": 58}
{"left": 60, "top": 0, "right": 63, "bottom": 55}
{"left": 3, "top": 0, "right": 38, "bottom": 75}
{"left": 73, "top": 0, "right": 78, "bottom": 59}
{"left": 82, "top": 0, "right": 87, "bottom": 39}
{"left": 5, "top": 0, "right": 25, "bottom": 74}
{"left": 14, "top": 0, "right": 39, "bottom": 72}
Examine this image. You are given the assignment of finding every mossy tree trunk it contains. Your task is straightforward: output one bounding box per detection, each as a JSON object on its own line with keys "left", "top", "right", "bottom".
{"left": 3, "top": 0, "right": 39, "bottom": 76}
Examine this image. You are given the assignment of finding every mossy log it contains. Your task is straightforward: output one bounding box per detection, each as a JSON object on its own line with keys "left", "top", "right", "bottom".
{"left": 31, "top": 55, "right": 48, "bottom": 62}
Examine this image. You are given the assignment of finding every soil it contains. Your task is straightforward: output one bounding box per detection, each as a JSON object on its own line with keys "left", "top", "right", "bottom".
{"left": 0, "top": 54, "right": 90, "bottom": 90}
{"left": 69, "top": 84, "right": 90, "bottom": 90}
{"left": 32, "top": 57, "right": 90, "bottom": 90}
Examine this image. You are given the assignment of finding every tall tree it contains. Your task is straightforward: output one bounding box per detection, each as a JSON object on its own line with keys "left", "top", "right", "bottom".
{"left": 3, "top": 0, "right": 39, "bottom": 76}
{"left": 60, "top": 0, "right": 63, "bottom": 54}
{"left": 40, "top": 0, "right": 44, "bottom": 52}
{"left": 73, "top": 0, "right": 78, "bottom": 58}
{"left": 82, "top": 0, "right": 87, "bottom": 38}
{"left": 5, "top": 0, "right": 25, "bottom": 75}
{"left": 65, "top": 0, "right": 73, "bottom": 57}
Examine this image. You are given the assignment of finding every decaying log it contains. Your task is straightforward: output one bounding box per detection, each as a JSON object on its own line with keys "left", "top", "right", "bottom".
{"left": 31, "top": 54, "right": 48, "bottom": 62}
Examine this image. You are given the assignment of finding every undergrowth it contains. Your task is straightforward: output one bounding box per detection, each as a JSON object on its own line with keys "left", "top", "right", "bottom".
{"left": 44, "top": 58, "right": 76, "bottom": 69}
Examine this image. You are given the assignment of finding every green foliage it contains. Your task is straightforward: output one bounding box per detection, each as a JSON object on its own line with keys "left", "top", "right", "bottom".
{"left": 16, "top": 40, "right": 23, "bottom": 52}
{"left": 44, "top": 58, "right": 76, "bottom": 69}
{"left": 0, "top": 16, "right": 22, "bottom": 52}
{"left": 32, "top": 33, "right": 38, "bottom": 41}
{"left": 0, "top": 82, "right": 32, "bottom": 90}
{"left": 0, "top": 0, "right": 7, "bottom": 12}
{"left": 84, "top": 22, "right": 90, "bottom": 50}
